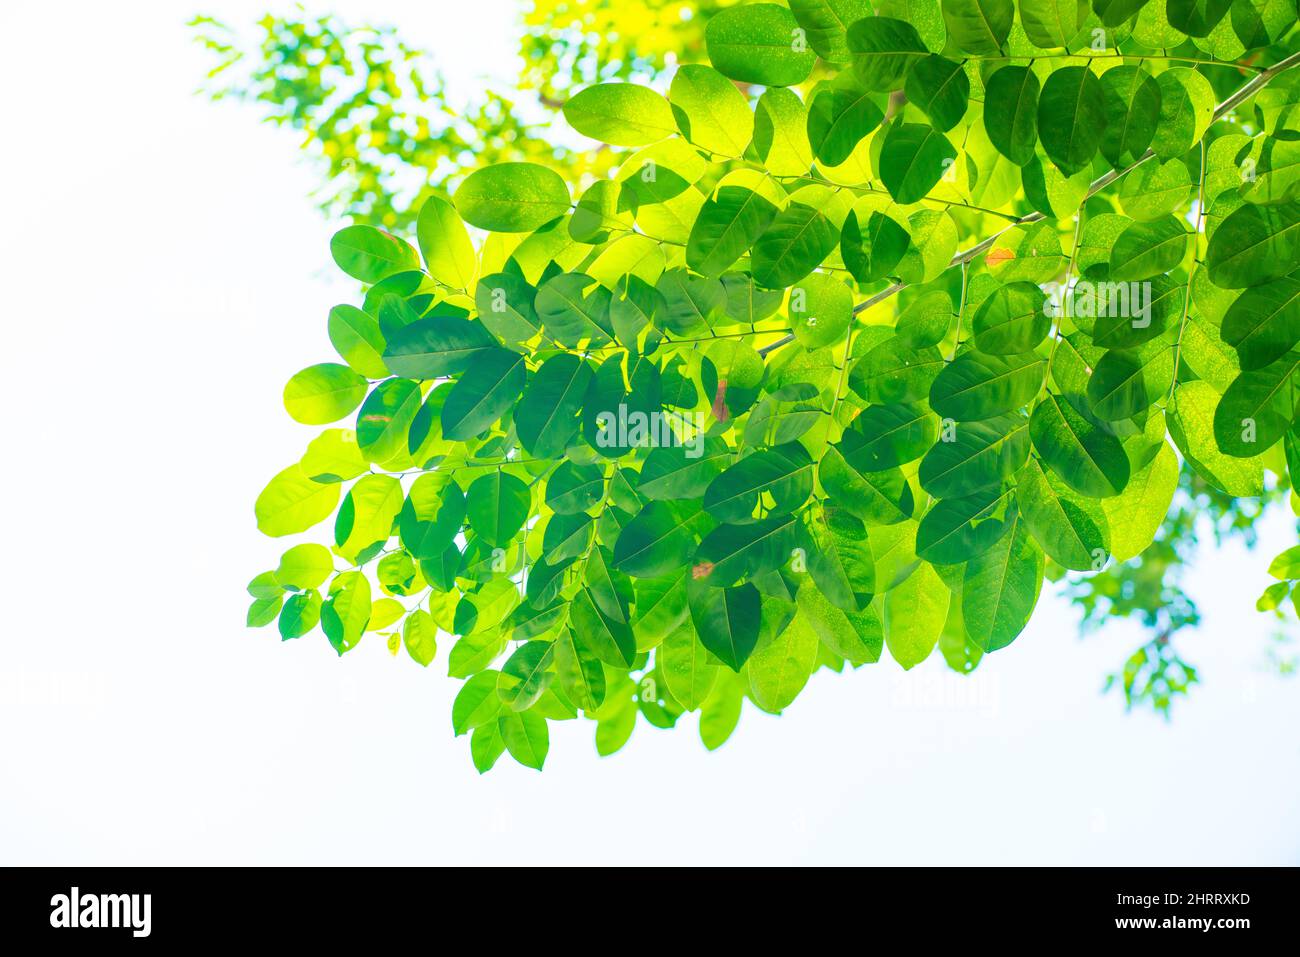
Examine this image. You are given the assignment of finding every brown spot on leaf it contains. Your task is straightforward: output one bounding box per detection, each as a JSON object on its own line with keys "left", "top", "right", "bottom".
{"left": 986, "top": 247, "right": 1014, "bottom": 267}
{"left": 711, "top": 377, "right": 729, "bottom": 422}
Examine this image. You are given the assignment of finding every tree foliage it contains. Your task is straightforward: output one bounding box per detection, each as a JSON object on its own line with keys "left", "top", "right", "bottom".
{"left": 247, "top": 0, "right": 1300, "bottom": 770}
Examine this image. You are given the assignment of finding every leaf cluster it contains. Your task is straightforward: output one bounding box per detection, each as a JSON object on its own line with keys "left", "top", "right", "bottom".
{"left": 249, "top": 1, "right": 1300, "bottom": 770}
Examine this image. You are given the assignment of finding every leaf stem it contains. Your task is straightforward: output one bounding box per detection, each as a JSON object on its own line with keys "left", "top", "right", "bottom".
{"left": 1168, "top": 138, "right": 1209, "bottom": 408}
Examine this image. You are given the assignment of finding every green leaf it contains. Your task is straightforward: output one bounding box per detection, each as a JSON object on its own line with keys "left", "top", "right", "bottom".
{"left": 929, "top": 351, "right": 1046, "bottom": 421}
{"left": 807, "top": 73, "right": 885, "bottom": 166}
{"left": 748, "top": 610, "right": 819, "bottom": 711}
{"left": 563, "top": 83, "right": 677, "bottom": 146}
{"left": 1100, "top": 441, "right": 1178, "bottom": 561}
{"left": 751, "top": 202, "right": 839, "bottom": 288}
{"left": 796, "top": 577, "right": 883, "bottom": 664}
{"left": 255, "top": 465, "right": 341, "bottom": 538}
{"left": 1170, "top": 381, "right": 1266, "bottom": 494}
{"left": 283, "top": 363, "right": 369, "bottom": 425}
{"left": 543, "top": 512, "right": 593, "bottom": 565}
{"left": 704, "top": 3, "right": 817, "bottom": 87}
{"left": 545, "top": 461, "right": 605, "bottom": 514}
{"left": 660, "top": 627, "right": 720, "bottom": 710}
{"left": 884, "top": 560, "right": 949, "bottom": 668}
{"left": 330, "top": 225, "right": 420, "bottom": 284}
{"left": 695, "top": 512, "right": 805, "bottom": 586}
{"left": 399, "top": 474, "right": 466, "bottom": 559}
{"left": 1019, "top": 0, "right": 1089, "bottom": 47}
{"left": 1167, "top": 0, "right": 1232, "bottom": 35}
{"left": 961, "top": 513, "right": 1043, "bottom": 652}
{"left": 1109, "top": 215, "right": 1188, "bottom": 282}
{"left": 1269, "top": 544, "right": 1300, "bottom": 579}
{"left": 688, "top": 579, "right": 763, "bottom": 671}
{"left": 1118, "top": 159, "right": 1194, "bottom": 221}
{"left": 275, "top": 544, "right": 334, "bottom": 590}
{"left": 1205, "top": 201, "right": 1300, "bottom": 290}
{"left": 754, "top": 88, "right": 815, "bottom": 176}
{"left": 842, "top": 402, "right": 938, "bottom": 470}
{"left": 613, "top": 502, "right": 695, "bottom": 578}
{"left": 686, "top": 187, "right": 779, "bottom": 278}
{"left": 248, "top": 571, "right": 283, "bottom": 601}
{"left": 402, "top": 608, "right": 438, "bottom": 667}
{"left": 633, "top": 573, "right": 691, "bottom": 649}
{"left": 703, "top": 443, "right": 814, "bottom": 522}
{"left": 516, "top": 354, "right": 593, "bottom": 458}
{"left": 454, "top": 163, "right": 571, "bottom": 233}
{"left": 1244, "top": 133, "right": 1300, "bottom": 205}
{"left": 668, "top": 64, "right": 754, "bottom": 157}
{"left": 941, "top": 0, "right": 1014, "bottom": 55}
{"left": 242, "top": 595, "right": 282, "bottom": 629}
{"left": 508, "top": 597, "right": 568, "bottom": 642}
{"left": 355, "top": 377, "right": 423, "bottom": 463}
{"left": 842, "top": 209, "right": 911, "bottom": 282}
{"left": 789, "top": 272, "right": 853, "bottom": 348}
{"left": 1086, "top": 343, "right": 1175, "bottom": 421}
{"left": 453, "top": 671, "right": 503, "bottom": 736}
{"left": 849, "top": 339, "right": 935, "bottom": 406}
{"left": 1221, "top": 274, "right": 1300, "bottom": 370}
{"left": 919, "top": 413, "right": 1030, "bottom": 498}
{"left": 788, "top": 0, "right": 875, "bottom": 62}
{"left": 470, "top": 722, "right": 506, "bottom": 773}
{"left": 807, "top": 533, "right": 873, "bottom": 617}
{"left": 916, "top": 484, "right": 1017, "bottom": 564}
{"left": 441, "top": 348, "right": 526, "bottom": 440}
{"left": 699, "top": 671, "right": 745, "bottom": 750}
{"left": 466, "top": 470, "right": 531, "bottom": 547}
{"left": 321, "top": 574, "right": 371, "bottom": 656}
{"left": 383, "top": 316, "right": 497, "bottom": 378}
{"left": 1212, "top": 352, "right": 1300, "bottom": 458}
{"left": 1037, "top": 66, "right": 1106, "bottom": 175}
{"left": 638, "top": 438, "right": 731, "bottom": 500}
{"left": 1088, "top": 273, "right": 1182, "bottom": 350}
{"left": 658, "top": 268, "right": 727, "bottom": 334}
{"left": 416, "top": 196, "right": 476, "bottom": 291}
{"left": 475, "top": 272, "right": 541, "bottom": 343}
{"left": 535, "top": 272, "right": 614, "bottom": 349}
{"left": 880, "top": 122, "right": 957, "bottom": 204}
{"left": 1016, "top": 456, "right": 1111, "bottom": 570}
{"left": 1030, "top": 392, "right": 1131, "bottom": 497}
{"left": 846, "top": 17, "right": 929, "bottom": 91}
{"left": 904, "top": 55, "right": 970, "bottom": 131}
{"left": 972, "top": 281, "right": 1050, "bottom": 354}
{"left": 895, "top": 289, "right": 954, "bottom": 347}
{"left": 553, "top": 628, "right": 606, "bottom": 713}
{"left": 1099, "top": 66, "right": 1161, "bottom": 168}
{"left": 498, "top": 640, "right": 555, "bottom": 711}
{"left": 335, "top": 474, "right": 403, "bottom": 561}
{"left": 328, "top": 305, "right": 389, "bottom": 379}
{"left": 571, "top": 587, "right": 637, "bottom": 666}
{"left": 1093, "top": 0, "right": 1150, "bottom": 28}
{"left": 498, "top": 710, "right": 549, "bottom": 770}
{"left": 278, "top": 590, "right": 321, "bottom": 640}
{"left": 983, "top": 66, "right": 1040, "bottom": 166}
{"left": 1152, "top": 68, "right": 1215, "bottom": 162}
{"left": 819, "top": 446, "right": 916, "bottom": 525}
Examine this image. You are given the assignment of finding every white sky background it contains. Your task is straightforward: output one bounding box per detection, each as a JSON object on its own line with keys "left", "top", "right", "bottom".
{"left": 0, "top": 0, "right": 1297, "bottom": 865}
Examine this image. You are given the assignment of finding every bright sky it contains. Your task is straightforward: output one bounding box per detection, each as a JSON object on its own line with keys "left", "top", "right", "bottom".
{"left": 0, "top": 1, "right": 1297, "bottom": 864}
